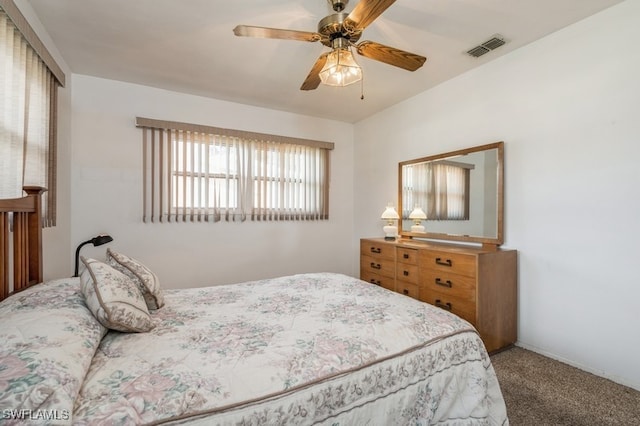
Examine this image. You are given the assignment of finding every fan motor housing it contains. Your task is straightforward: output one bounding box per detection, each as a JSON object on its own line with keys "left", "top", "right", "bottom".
{"left": 318, "top": 13, "right": 362, "bottom": 46}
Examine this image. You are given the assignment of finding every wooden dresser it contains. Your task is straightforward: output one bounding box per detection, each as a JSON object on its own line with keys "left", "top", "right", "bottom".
{"left": 360, "top": 238, "right": 517, "bottom": 353}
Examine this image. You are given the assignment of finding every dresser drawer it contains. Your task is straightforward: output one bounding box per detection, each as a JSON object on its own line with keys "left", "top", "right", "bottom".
{"left": 396, "top": 263, "right": 419, "bottom": 284}
{"left": 421, "top": 270, "right": 476, "bottom": 303}
{"left": 360, "top": 238, "right": 517, "bottom": 353}
{"left": 421, "top": 290, "right": 476, "bottom": 325}
{"left": 361, "top": 240, "right": 395, "bottom": 260}
{"left": 420, "top": 250, "right": 476, "bottom": 277}
{"left": 396, "top": 281, "right": 420, "bottom": 300}
{"left": 360, "top": 270, "right": 395, "bottom": 292}
{"left": 361, "top": 254, "right": 395, "bottom": 278}
{"left": 397, "top": 247, "right": 418, "bottom": 265}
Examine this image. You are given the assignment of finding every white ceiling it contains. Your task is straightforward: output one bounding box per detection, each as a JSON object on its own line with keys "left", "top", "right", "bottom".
{"left": 27, "top": 0, "right": 622, "bottom": 123}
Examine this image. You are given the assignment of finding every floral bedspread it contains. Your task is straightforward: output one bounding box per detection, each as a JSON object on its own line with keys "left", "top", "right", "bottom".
{"left": 0, "top": 279, "right": 107, "bottom": 425}
{"left": 73, "top": 272, "right": 507, "bottom": 425}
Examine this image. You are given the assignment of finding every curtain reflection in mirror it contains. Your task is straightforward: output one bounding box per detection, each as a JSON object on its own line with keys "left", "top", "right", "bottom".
{"left": 402, "top": 161, "right": 472, "bottom": 221}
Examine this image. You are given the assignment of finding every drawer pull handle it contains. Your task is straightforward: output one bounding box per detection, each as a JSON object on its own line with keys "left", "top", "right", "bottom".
{"left": 403, "top": 270, "right": 409, "bottom": 276}
{"left": 370, "top": 262, "right": 381, "bottom": 270}
{"left": 370, "top": 247, "right": 381, "bottom": 254}
{"left": 403, "top": 253, "right": 409, "bottom": 259}
{"left": 369, "top": 279, "right": 381, "bottom": 286}
{"left": 435, "top": 278, "right": 452, "bottom": 288}
{"left": 403, "top": 289, "right": 409, "bottom": 295}
{"left": 435, "top": 258, "right": 452, "bottom": 267}
{"left": 435, "top": 300, "right": 452, "bottom": 311}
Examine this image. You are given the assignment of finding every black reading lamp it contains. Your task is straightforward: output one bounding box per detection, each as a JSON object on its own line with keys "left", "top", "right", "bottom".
{"left": 73, "top": 234, "right": 114, "bottom": 277}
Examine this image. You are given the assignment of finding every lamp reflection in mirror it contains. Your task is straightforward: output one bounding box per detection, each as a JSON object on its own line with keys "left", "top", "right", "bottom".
{"left": 381, "top": 205, "right": 399, "bottom": 241}
{"left": 73, "top": 234, "right": 114, "bottom": 277}
{"left": 409, "top": 206, "right": 427, "bottom": 233}
{"left": 319, "top": 38, "right": 362, "bottom": 87}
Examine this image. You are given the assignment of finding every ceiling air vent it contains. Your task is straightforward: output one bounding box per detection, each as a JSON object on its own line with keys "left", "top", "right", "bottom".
{"left": 466, "top": 35, "right": 506, "bottom": 58}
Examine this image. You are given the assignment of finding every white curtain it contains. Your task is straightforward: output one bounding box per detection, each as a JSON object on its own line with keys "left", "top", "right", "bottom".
{"left": 403, "top": 162, "right": 469, "bottom": 220}
{"left": 0, "top": 9, "right": 57, "bottom": 226}
{"left": 140, "top": 124, "right": 331, "bottom": 223}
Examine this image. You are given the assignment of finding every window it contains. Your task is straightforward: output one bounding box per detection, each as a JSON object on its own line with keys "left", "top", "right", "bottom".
{"left": 0, "top": 2, "right": 65, "bottom": 227}
{"left": 137, "top": 118, "right": 333, "bottom": 222}
{"left": 402, "top": 160, "right": 472, "bottom": 220}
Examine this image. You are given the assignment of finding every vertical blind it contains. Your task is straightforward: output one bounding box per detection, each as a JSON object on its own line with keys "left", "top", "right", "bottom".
{"left": 137, "top": 118, "right": 333, "bottom": 223}
{"left": 0, "top": 3, "right": 63, "bottom": 227}
{"left": 402, "top": 161, "right": 472, "bottom": 220}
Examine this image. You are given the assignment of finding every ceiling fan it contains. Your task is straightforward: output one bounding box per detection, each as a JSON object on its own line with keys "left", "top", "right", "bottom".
{"left": 233, "top": 0, "right": 427, "bottom": 91}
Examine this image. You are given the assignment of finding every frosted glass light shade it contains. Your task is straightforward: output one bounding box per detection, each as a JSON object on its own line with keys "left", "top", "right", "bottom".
{"left": 409, "top": 206, "right": 427, "bottom": 220}
{"left": 381, "top": 205, "right": 399, "bottom": 220}
{"left": 319, "top": 48, "right": 362, "bottom": 87}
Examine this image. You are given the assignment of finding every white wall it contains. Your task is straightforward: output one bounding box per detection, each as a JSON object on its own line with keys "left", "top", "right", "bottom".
{"left": 354, "top": 0, "right": 640, "bottom": 390}
{"left": 70, "top": 75, "right": 355, "bottom": 287}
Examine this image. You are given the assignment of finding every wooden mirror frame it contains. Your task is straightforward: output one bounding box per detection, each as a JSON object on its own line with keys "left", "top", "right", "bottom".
{"left": 398, "top": 141, "right": 504, "bottom": 249}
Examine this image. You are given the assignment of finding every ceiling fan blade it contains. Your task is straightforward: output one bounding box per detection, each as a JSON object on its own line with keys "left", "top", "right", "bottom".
{"left": 356, "top": 40, "right": 426, "bottom": 71}
{"left": 344, "top": 0, "right": 396, "bottom": 32}
{"left": 233, "top": 25, "right": 321, "bottom": 42}
{"left": 300, "top": 52, "right": 330, "bottom": 91}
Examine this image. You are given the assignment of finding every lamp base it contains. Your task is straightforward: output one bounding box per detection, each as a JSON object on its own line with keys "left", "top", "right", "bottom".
{"left": 383, "top": 224, "right": 397, "bottom": 241}
{"left": 411, "top": 224, "right": 425, "bottom": 233}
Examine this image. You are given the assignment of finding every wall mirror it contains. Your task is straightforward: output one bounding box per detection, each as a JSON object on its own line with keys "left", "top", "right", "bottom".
{"left": 398, "top": 141, "right": 504, "bottom": 247}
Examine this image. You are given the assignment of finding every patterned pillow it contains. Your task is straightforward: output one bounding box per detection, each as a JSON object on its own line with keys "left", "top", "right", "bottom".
{"left": 80, "top": 257, "right": 155, "bottom": 332}
{"left": 106, "top": 248, "right": 165, "bottom": 310}
{"left": 0, "top": 278, "right": 107, "bottom": 423}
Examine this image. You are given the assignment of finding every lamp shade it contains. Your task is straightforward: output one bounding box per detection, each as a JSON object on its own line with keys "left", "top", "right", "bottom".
{"left": 381, "top": 205, "right": 400, "bottom": 220}
{"left": 91, "top": 234, "right": 114, "bottom": 246}
{"left": 409, "top": 206, "right": 427, "bottom": 220}
{"left": 319, "top": 48, "right": 362, "bottom": 87}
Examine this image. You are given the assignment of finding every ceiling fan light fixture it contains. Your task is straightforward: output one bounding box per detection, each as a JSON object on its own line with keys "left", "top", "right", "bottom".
{"left": 319, "top": 46, "right": 362, "bottom": 87}
{"left": 235, "top": 0, "right": 426, "bottom": 91}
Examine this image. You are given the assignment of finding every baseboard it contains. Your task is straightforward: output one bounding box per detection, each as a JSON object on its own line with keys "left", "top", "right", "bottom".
{"left": 514, "top": 342, "right": 640, "bottom": 392}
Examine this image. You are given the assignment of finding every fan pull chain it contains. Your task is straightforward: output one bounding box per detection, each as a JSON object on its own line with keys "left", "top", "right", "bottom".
{"left": 360, "top": 75, "right": 365, "bottom": 100}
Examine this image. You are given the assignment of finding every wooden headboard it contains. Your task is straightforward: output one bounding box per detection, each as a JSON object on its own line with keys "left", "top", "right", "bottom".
{"left": 0, "top": 186, "right": 46, "bottom": 301}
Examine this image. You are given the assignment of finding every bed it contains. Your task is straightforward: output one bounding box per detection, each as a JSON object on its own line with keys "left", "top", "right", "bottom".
{"left": 0, "top": 189, "right": 508, "bottom": 425}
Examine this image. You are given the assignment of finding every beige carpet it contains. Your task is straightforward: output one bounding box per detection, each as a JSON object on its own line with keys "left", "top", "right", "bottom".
{"left": 490, "top": 347, "right": 640, "bottom": 425}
